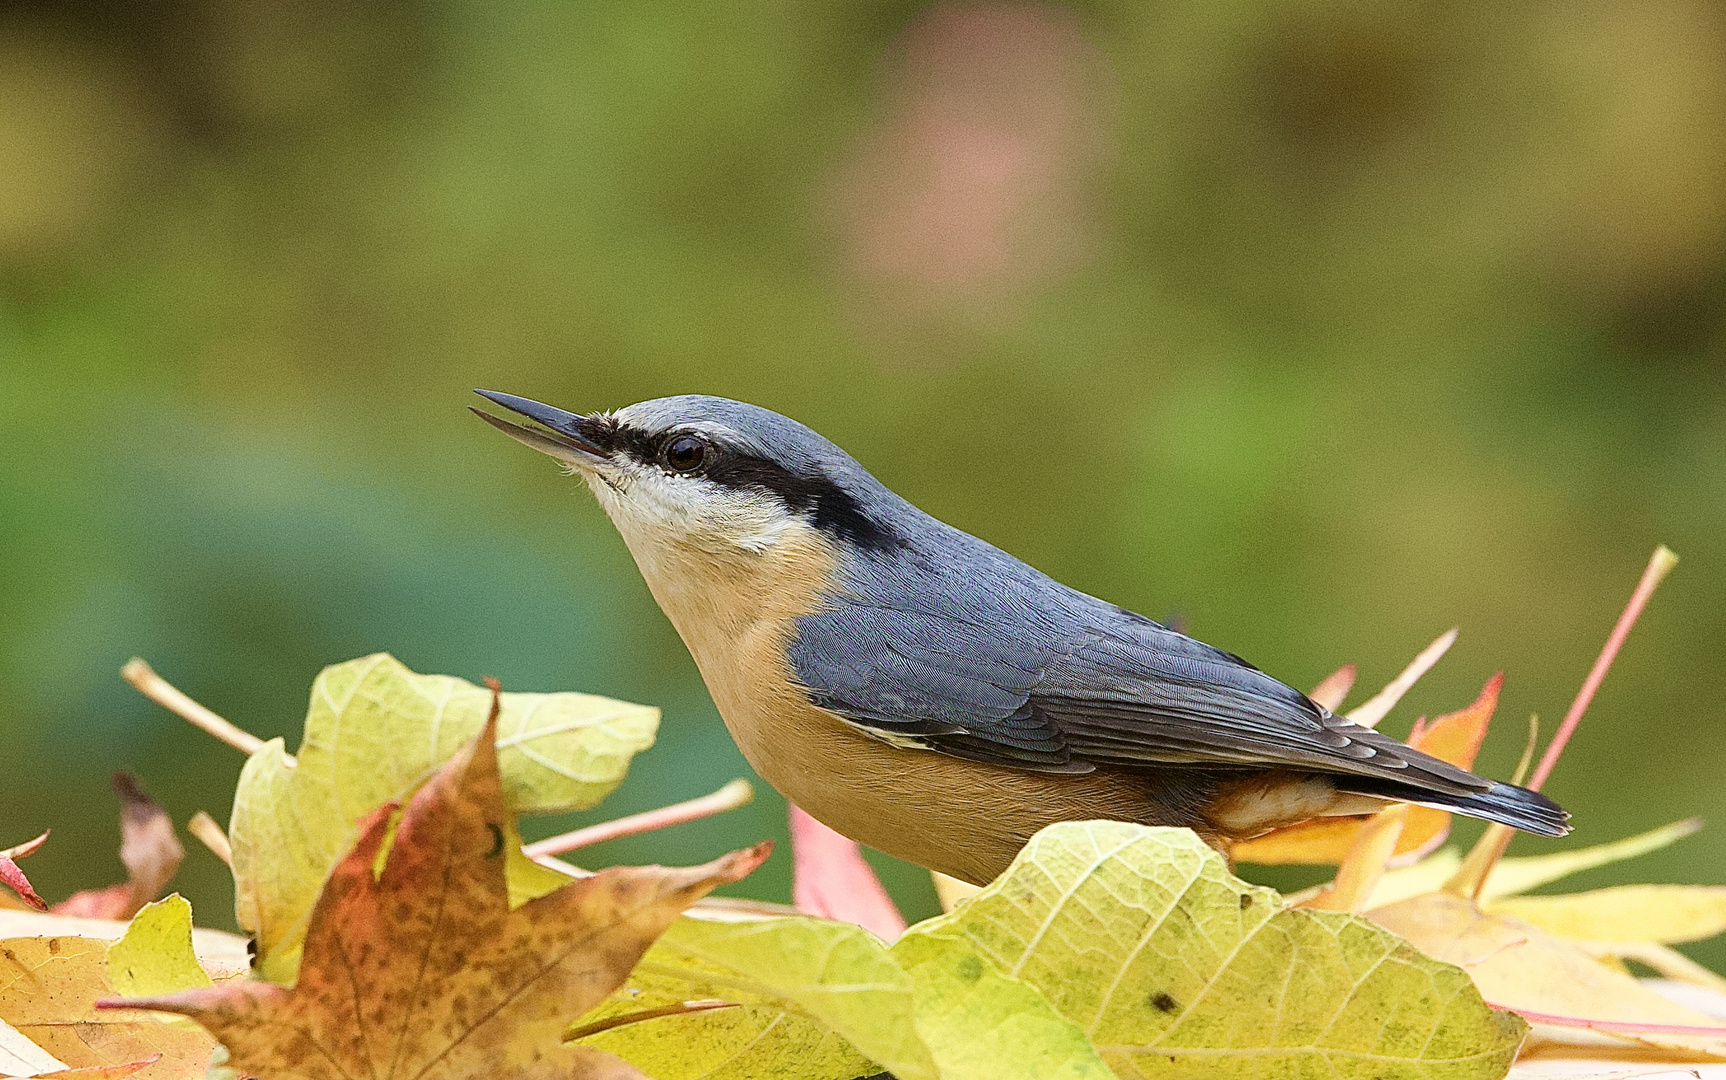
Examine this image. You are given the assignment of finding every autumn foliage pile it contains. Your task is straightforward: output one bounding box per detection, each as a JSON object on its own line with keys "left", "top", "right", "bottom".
{"left": 5, "top": 546, "right": 1726, "bottom": 1080}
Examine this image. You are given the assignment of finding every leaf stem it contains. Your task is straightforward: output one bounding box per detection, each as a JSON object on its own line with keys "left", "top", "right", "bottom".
{"left": 563, "top": 1000, "right": 738, "bottom": 1042}
{"left": 121, "top": 658, "right": 289, "bottom": 764}
{"left": 1448, "top": 545, "right": 1677, "bottom": 899}
{"left": 523, "top": 779, "right": 755, "bottom": 858}
{"left": 187, "top": 811, "right": 233, "bottom": 867}
{"left": 1526, "top": 545, "right": 1678, "bottom": 793}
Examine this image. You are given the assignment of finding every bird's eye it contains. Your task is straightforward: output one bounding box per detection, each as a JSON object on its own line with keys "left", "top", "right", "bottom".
{"left": 663, "top": 435, "right": 706, "bottom": 473}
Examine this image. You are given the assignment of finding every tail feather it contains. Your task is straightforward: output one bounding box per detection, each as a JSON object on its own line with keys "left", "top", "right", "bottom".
{"left": 1337, "top": 776, "right": 1570, "bottom": 837}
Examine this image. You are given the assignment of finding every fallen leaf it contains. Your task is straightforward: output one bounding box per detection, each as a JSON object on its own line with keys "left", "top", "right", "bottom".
{"left": 53, "top": 776, "right": 183, "bottom": 922}
{"left": 228, "top": 652, "right": 660, "bottom": 982}
{"left": 120, "top": 708, "right": 764, "bottom": 1080}
{"left": 1349, "top": 820, "right": 1706, "bottom": 912}
{"left": 1236, "top": 675, "right": 1503, "bottom": 866}
{"left": 576, "top": 917, "right": 883, "bottom": 1076}
{"left": 106, "top": 897, "right": 213, "bottom": 1000}
{"left": 582, "top": 916, "right": 926, "bottom": 1080}
{"left": 0, "top": 937, "right": 218, "bottom": 1080}
{"left": 0, "top": 912, "right": 248, "bottom": 981}
{"left": 0, "top": 834, "right": 48, "bottom": 912}
{"left": 578, "top": 909, "right": 1111, "bottom": 1080}
{"left": 925, "top": 821, "right": 1525, "bottom": 1080}
{"left": 889, "top": 924, "right": 1113, "bottom": 1080}
{"left": 1301, "top": 804, "right": 1408, "bottom": 911}
{"left": 1489, "top": 886, "right": 1726, "bottom": 946}
{"left": 789, "top": 804, "right": 907, "bottom": 940}
{"left": 1369, "top": 891, "right": 1726, "bottom": 1060}
{"left": 1577, "top": 942, "right": 1726, "bottom": 997}
{"left": 34, "top": 1060, "right": 160, "bottom": 1079}
{"left": 1478, "top": 821, "right": 1705, "bottom": 902}
{"left": 2, "top": 1015, "right": 68, "bottom": 1076}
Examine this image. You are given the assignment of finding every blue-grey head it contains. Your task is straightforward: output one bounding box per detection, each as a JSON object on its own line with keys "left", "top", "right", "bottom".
{"left": 472, "top": 391, "right": 910, "bottom": 571}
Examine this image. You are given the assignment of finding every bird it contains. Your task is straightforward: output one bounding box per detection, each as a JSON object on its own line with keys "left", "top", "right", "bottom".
{"left": 472, "top": 390, "right": 1568, "bottom": 886}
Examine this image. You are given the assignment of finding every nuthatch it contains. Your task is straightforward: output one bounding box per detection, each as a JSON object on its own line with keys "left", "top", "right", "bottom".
{"left": 474, "top": 391, "right": 1568, "bottom": 885}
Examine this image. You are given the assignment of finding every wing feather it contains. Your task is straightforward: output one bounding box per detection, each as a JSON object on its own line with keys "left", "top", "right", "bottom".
{"left": 788, "top": 585, "right": 1486, "bottom": 795}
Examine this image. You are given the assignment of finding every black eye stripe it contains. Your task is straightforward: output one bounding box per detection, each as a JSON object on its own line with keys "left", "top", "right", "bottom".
{"left": 603, "top": 420, "right": 905, "bottom": 552}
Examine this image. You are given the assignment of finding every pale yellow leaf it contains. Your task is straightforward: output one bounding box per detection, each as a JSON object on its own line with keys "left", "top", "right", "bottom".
{"left": 229, "top": 652, "right": 658, "bottom": 982}
{"left": 1490, "top": 886, "right": 1726, "bottom": 945}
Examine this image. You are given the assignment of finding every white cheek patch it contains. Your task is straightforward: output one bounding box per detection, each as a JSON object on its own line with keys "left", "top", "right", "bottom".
{"left": 589, "top": 463, "right": 809, "bottom": 554}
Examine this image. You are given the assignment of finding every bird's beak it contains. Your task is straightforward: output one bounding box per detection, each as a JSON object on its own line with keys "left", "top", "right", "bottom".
{"left": 470, "top": 390, "right": 610, "bottom": 469}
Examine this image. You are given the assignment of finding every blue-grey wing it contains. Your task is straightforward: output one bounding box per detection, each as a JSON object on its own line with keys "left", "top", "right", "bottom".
{"left": 789, "top": 590, "right": 1488, "bottom": 796}
{"left": 787, "top": 596, "right": 1087, "bottom": 772}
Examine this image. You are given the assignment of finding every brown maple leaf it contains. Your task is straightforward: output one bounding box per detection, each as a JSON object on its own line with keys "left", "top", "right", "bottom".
{"left": 109, "top": 705, "right": 770, "bottom": 1080}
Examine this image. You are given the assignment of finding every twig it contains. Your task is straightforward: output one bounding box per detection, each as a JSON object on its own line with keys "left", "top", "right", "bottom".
{"left": 1527, "top": 546, "right": 1678, "bottom": 792}
{"left": 187, "top": 811, "right": 233, "bottom": 867}
{"left": 524, "top": 779, "right": 755, "bottom": 858}
{"left": 121, "top": 658, "right": 288, "bottom": 764}
{"left": 1449, "top": 546, "right": 1677, "bottom": 899}
{"left": 564, "top": 1000, "right": 738, "bottom": 1042}
{"left": 1347, "top": 629, "right": 1457, "bottom": 729}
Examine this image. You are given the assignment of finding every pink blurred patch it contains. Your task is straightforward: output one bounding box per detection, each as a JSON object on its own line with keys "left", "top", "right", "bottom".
{"left": 788, "top": 804, "right": 907, "bottom": 940}
{"left": 828, "top": 3, "right": 1112, "bottom": 326}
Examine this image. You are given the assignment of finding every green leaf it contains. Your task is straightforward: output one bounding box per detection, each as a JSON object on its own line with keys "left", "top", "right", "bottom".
{"left": 579, "top": 913, "right": 1111, "bottom": 1080}
{"left": 229, "top": 652, "right": 657, "bottom": 983}
{"left": 927, "top": 821, "right": 1525, "bottom": 1080}
{"left": 889, "top": 927, "right": 1113, "bottom": 1080}
{"left": 106, "top": 894, "right": 213, "bottom": 998}
{"left": 578, "top": 918, "right": 891, "bottom": 1080}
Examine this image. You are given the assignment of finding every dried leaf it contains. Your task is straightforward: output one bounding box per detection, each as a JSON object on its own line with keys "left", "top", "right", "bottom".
{"left": 1369, "top": 892, "right": 1726, "bottom": 1060}
{"left": 53, "top": 778, "right": 182, "bottom": 922}
{"left": 1302, "top": 804, "right": 1408, "bottom": 912}
{"left": 0, "top": 833, "right": 48, "bottom": 912}
{"left": 2, "top": 1015, "right": 69, "bottom": 1076}
{"left": 1490, "top": 886, "right": 1726, "bottom": 945}
{"left": 228, "top": 652, "right": 659, "bottom": 982}
{"left": 33, "top": 1060, "right": 160, "bottom": 1079}
{"left": 1481, "top": 821, "right": 1704, "bottom": 901}
{"left": 789, "top": 805, "right": 907, "bottom": 940}
{"left": 0, "top": 912, "right": 248, "bottom": 981}
{"left": 0, "top": 937, "right": 218, "bottom": 1080}
{"left": 120, "top": 712, "right": 763, "bottom": 1080}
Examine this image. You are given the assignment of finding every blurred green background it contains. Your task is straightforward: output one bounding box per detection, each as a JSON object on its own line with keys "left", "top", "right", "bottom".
{"left": 3, "top": 0, "right": 1724, "bottom": 967}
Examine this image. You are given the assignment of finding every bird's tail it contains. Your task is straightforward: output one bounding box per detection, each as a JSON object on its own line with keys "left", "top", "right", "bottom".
{"left": 1335, "top": 776, "right": 1570, "bottom": 837}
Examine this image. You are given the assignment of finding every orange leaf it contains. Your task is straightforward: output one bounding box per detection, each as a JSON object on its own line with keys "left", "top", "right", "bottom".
{"left": 1233, "top": 676, "right": 1503, "bottom": 866}
{"left": 110, "top": 701, "right": 769, "bottom": 1080}
{"left": 1410, "top": 672, "right": 1502, "bottom": 770}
